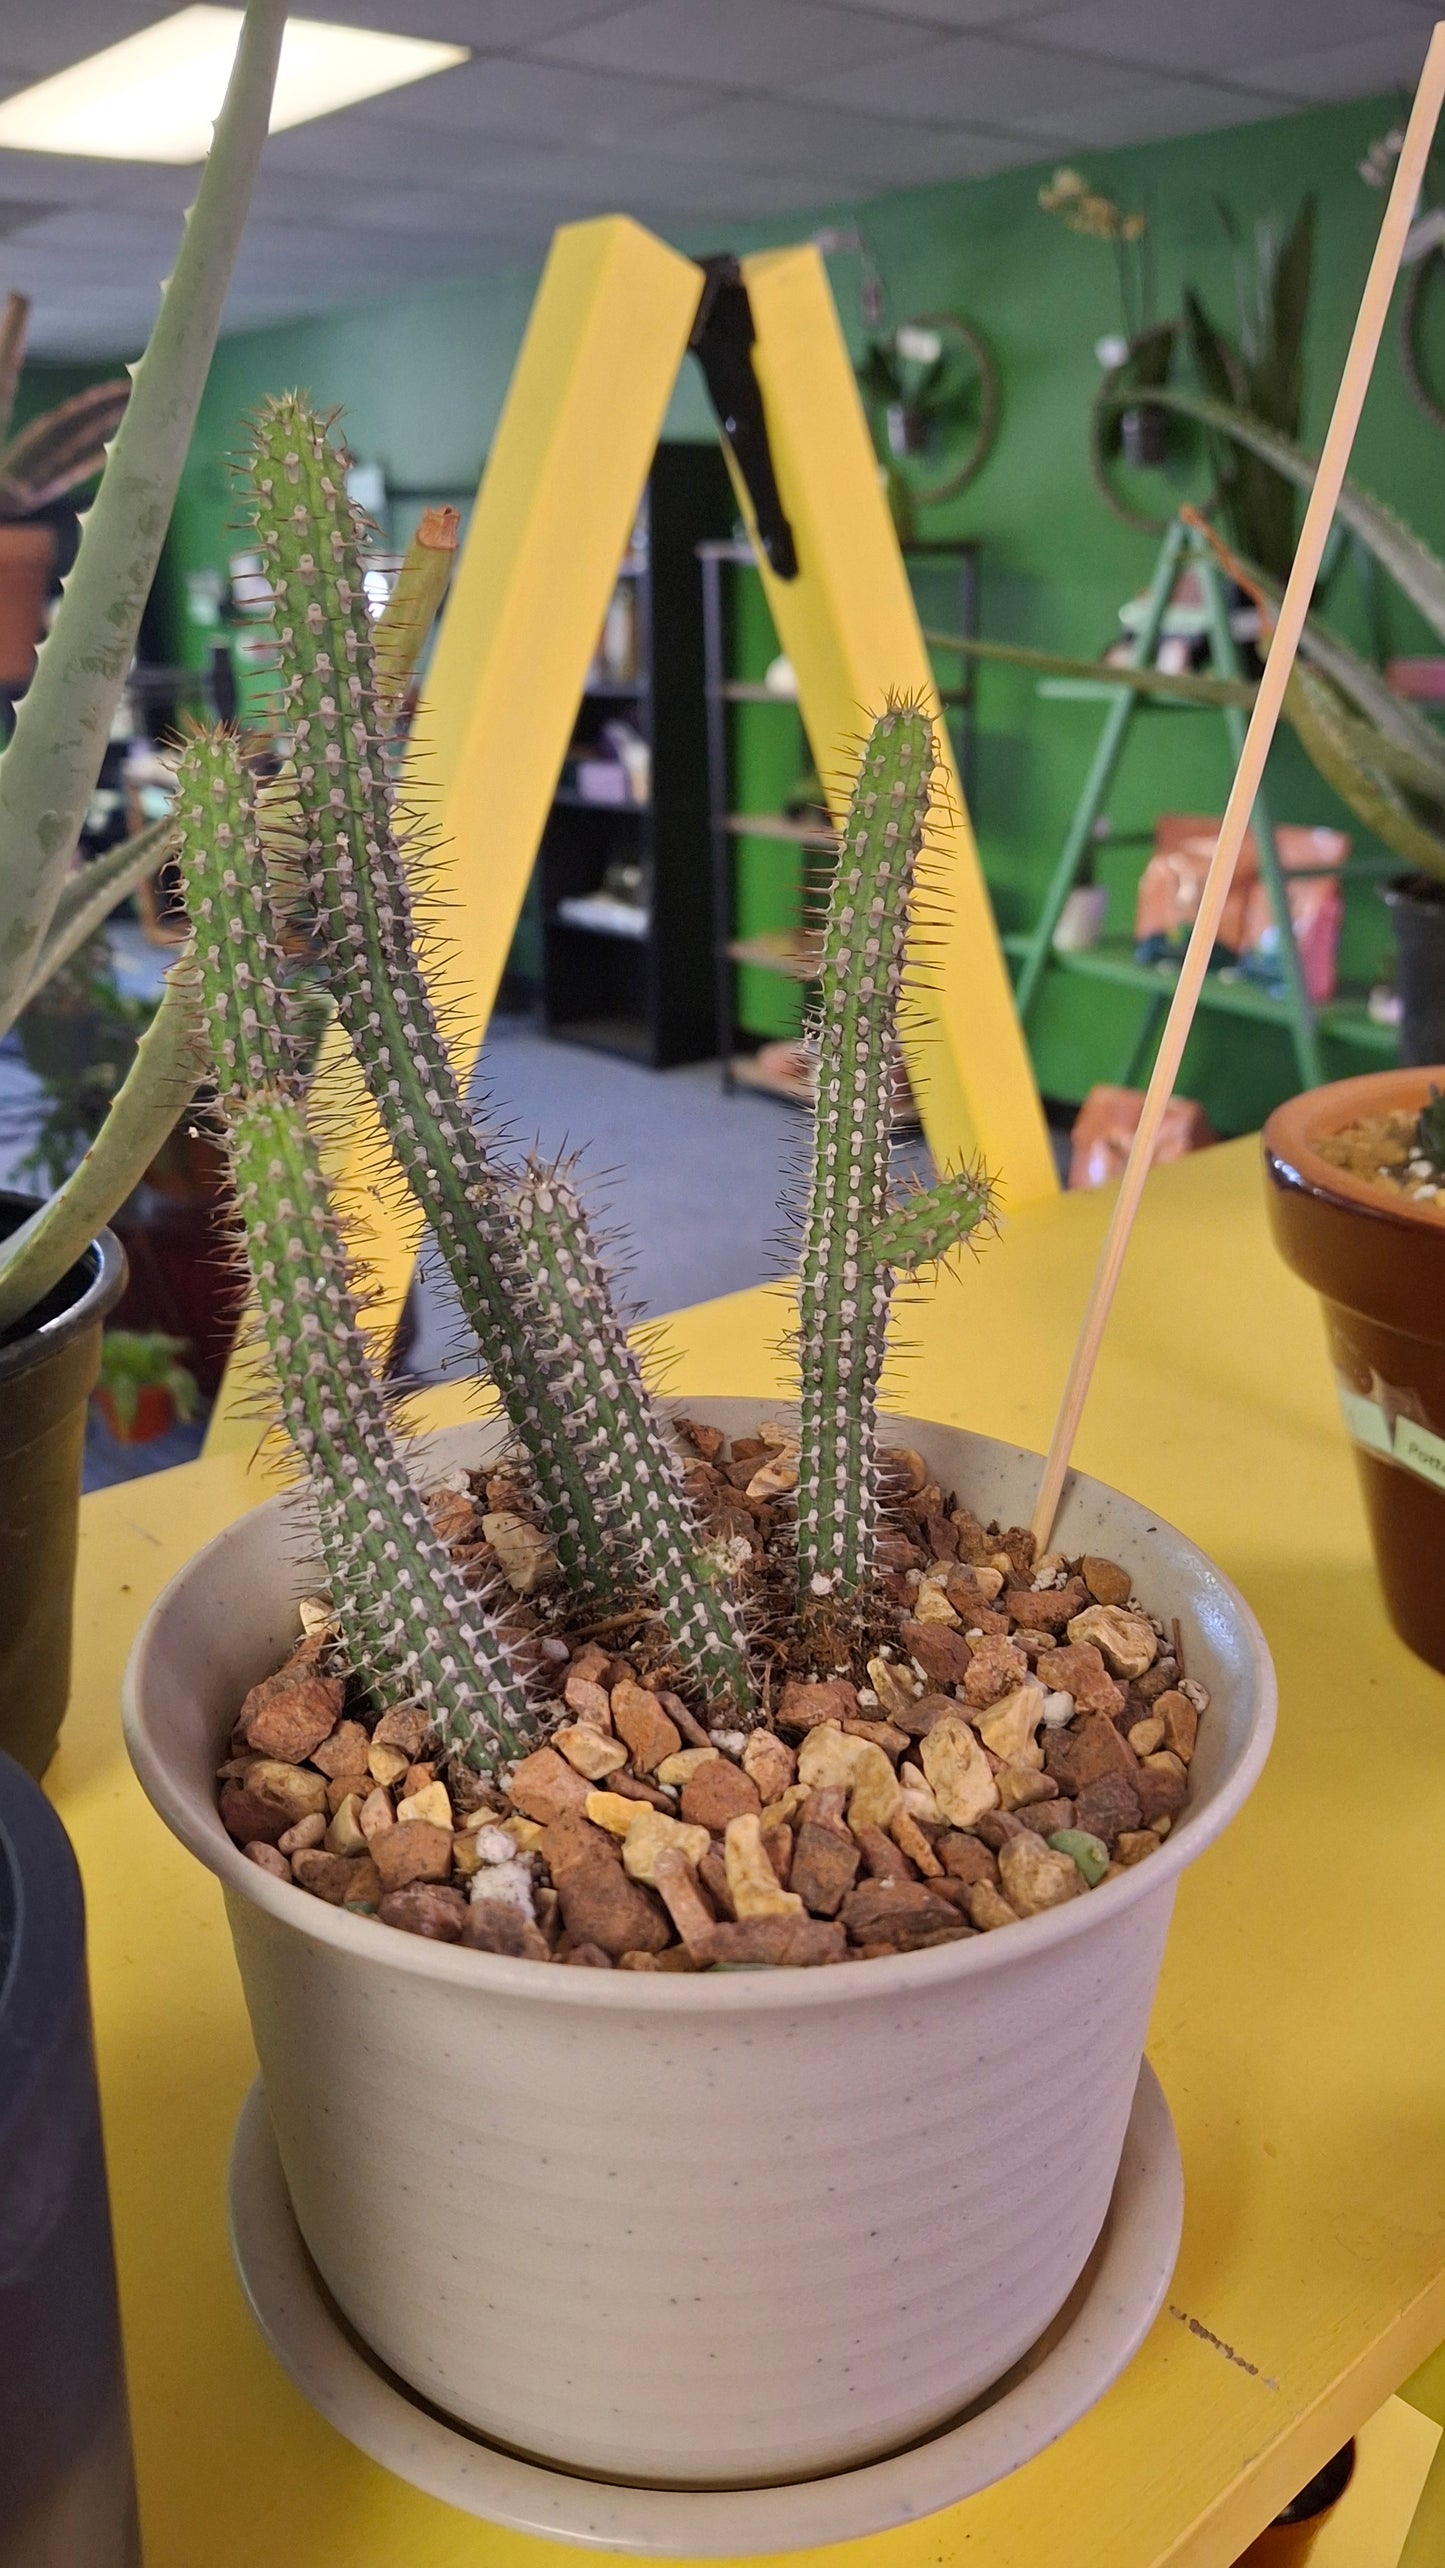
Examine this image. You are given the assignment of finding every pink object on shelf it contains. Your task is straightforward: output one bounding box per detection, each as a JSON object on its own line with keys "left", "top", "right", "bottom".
{"left": 1386, "top": 657, "right": 1445, "bottom": 702}
{"left": 1069, "top": 1085, "right": 1216, "bottom": 1192}
{"left": 1133, "top": 813, "right": 1349, "bottom": 1004}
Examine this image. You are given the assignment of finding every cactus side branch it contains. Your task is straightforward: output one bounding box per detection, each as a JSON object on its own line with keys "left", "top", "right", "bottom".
{"left": 0, "top": 0, "right": 284, "bottom": 1041}
{"left": 794, "top": 703, "right": 936, "bottom": 1616}
{"left": 176, "top": 727, "right": 536, "bottom": 1773}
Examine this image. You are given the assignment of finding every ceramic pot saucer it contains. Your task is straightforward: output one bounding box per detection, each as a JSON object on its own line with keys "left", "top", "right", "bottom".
{"left": 229, "top": 2063, "right": 1181, "bottom": 2556}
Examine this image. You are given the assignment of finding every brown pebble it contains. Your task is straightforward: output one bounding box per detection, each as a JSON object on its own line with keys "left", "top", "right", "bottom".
{"left": 1072, "top": 1771, "right": 1143, "bottom": 1846}
{"left": 220, "top": 1764, "right": 326, "bottom": 1847}
{"left": 240, "top": 1666, "right": 345, "bottom": 1764}
{"left": 763, "top": 1822, "right": 793, "bottom": 1887}
{"left": 309, "top": 1718, "right": 372, "bottom": 1780}
{"left": 651, "top": 1846, "right": 718, "bottom": 1955}
{"left": 840, "top": 1879, "right": 960, "bottom": 1949}
{"left": 1155, "top": 1690, "right": 1198, "bottom": 1763}
{"left": 1035, "top": 1643, "right": 1125, "bottom": 1717}
{"left": 997, "top": 1833, "right": 1084, "bottom": 1915}
{"left": 973, "top": 1809, "right": 1026, "bottom": 1849}
{"left": 1004, "top": 1578, "right": 1088, "bottom": 1633}
{"left": 701, "top": 1915, "right": 846, "bottom": 1967}
{"left": 962, "top": 1635, "right": 1031, "bottom": 1708}
{"left": 291, "top": 1849, "right": 381, "bottom": 1909}
{"left": 1134, "top": 1752, "right": 1188, "bottom": 1824}
{"left": 742, "top": 1730, "right": 796, "bottom": 1805}
{"left": 563, "top": 1674, "right": 613, "bottom": 1728}
{"left": 1043, "top": 1711, "right": 1138, "bottom": 1796}
{"left": 791, "top": 1810, "right": 863, "bottom": 1914}
{"left": 379, "top": 1883, "right": 468, "bottom": 1941}
{"left": 855, "top": 1822, "right": 910, "bottom": 1883}
{"left": 244, "top": 1840, "right": 291, "bottom": 1880}
{"left": 679, "top": 1758, "right": 761, "bottom": 1832}
{"left": 1015, "top": 1796, "right": 1077, "bottom": 1837}
{"left": 938, "top": 1832, "right": 999, "bottom": 1887}
{"left": 461, "top": 1904, "right": 551, "bottom": 1960}
{"left": 370, "top": 1820, "right": 452, "bottom": 1890}
{"left": 556, "top": 1861, "right": 670, "bottom": 1959}
{"left": 698, "top": 1846, "right": 736, "bottom": 1917}
{"left": 893, "top": 1691, "right": 960, "bottom": 1741}
{"left": 277, "top": 1810, "right": 326, "bottom": 1855}
{"left": 562, "top": 1941, "right": 614, "bottom": 1966}
{"left": 610, "top": 1680, "right": 682, "bottom": 1773}
{"left": 776, "top": 1678, "right": 859, "bottom": 1734}
{"left": 899, "top": 1622, "right": 973, "bottom": 1688}
{"left": 372, "top": 1703, "right": 432, "bottom": 1758}
{"left": 540, "top": 1811, "right": 622, "bottom": 1879}
{"left": 1081, "top": 1555, "right": 1132, "bottom": 1607}
{"left": 508, "top": 1746, "right": 590, "bottom": 1824}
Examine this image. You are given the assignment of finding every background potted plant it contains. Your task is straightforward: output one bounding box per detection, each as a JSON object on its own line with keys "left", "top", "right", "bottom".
{"left": 92, "top": 1330, "right": 200, "bottom": 1446}
{"left": 124, "top": 398, "right": 1274, "bottom": 2492}
{"left": 1263, "top": 1067, "right": 1445, "bottom": 1676}
{"left": 1039, "top": 165, "right": 1172, "bottom": 473}
{"left": 0, "top": 0, "right": 287, "bottom": 1774}
{"left": 0, "top": 292, "right": 129, "bottom": 698}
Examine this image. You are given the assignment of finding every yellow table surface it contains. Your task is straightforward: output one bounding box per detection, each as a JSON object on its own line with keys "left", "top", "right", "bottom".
{"left": 51, "top": 1135, "right": 1445, "bottom": 2566}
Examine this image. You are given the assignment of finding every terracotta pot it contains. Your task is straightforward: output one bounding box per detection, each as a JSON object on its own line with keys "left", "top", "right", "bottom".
{"left": 1234, "top": 2440, "right": 1355, "bottom": 2564}
{"left": 0, "top": 1193, "right": 126, "bottom": 1776}
{"left": 93, "top": 1382, "right": 177, "bottom": 1445}
{"left": 1263, "top": 1068, "right": 1445, "bottom": 1675}
{"left": 123, "top": 1404, "right": 1274, "bottom": 2489}
{"left": 0, "top": 521, "right": 56, "bottom": 692}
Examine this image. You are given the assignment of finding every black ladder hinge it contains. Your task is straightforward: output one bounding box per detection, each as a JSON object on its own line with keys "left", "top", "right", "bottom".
{"left": 689, "top": 255, "right": 799, "bottom": 581}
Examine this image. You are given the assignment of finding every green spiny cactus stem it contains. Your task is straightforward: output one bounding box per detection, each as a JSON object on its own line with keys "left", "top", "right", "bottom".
{"left": 245, "top": 396, "right": 703, "bottom": 1640}
{"left": 795, "top": 702, "right": 940, "bottom": 1616}
{"left": 509, "top": 1157, "right": 752, "bottom": 1712}
{"left": 872, "top": 1166, "right": 993, "bottom": 1272}
{"left": 176, "top": 727, "right": 535, "bottom": 1774}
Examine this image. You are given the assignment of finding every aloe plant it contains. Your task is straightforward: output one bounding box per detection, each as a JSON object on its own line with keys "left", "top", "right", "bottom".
{"left": 170, "top": 408, "right": 992, "bottom": 1753}
{"left": 0, "top": 0, "right": 286, "bottom": 1341}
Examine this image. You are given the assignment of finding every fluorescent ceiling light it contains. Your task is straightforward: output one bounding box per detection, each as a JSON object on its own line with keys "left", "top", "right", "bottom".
{"left": 0, "top": 8, "right": 470, "bottom": 164}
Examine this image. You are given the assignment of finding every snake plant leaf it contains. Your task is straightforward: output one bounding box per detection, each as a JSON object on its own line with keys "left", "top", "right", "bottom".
{"left": 0, "top": 0, "right": 283, "bottom": 1047}
{"left": 0, "top": 377, "right": 131, "bottom": 519}
{"left": 0, "top": 292, "right": 27, "bottom": 449}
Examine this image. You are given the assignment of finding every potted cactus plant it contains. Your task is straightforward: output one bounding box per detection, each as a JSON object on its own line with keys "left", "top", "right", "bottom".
{"left": 0, "top": 292, "right": 130, "bottom": 695}
{"left": 123, "top": 397, "right": 1273, "bottom": 2490}
{"left": 0, "top": 0, "right": 288, "bottom": 1774}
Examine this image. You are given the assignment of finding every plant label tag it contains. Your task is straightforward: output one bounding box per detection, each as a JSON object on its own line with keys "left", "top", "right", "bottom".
{"left": 1335, "top": 1377, "right": 1445, "bottom": 1489}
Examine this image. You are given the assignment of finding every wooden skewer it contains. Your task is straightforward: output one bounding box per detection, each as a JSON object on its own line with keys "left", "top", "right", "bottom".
{"left": 1029, "top": 22, "right": 1445, "bottom": 1552}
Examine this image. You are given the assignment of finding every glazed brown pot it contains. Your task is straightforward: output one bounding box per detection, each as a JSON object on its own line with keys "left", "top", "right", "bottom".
{"left": 0, "top": 521, "right": 57, "bottom": 691}
{"left": 1263, "top": 1068, "right": 1445, "bottom": 1676}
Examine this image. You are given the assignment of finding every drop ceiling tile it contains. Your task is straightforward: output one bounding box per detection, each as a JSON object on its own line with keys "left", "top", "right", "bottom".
{"left": 258, "top": 110, "right": 542, "bottom": 189}
{"left": 336, "top": 53, "right": 704, "bottom": 142}
{"left": 298, "top": 0, "right": 636, "bottom": 42}
{"left": 812, "top": 0, "right": 1068, "bottom": 19}
{"left": 0, "top": 3, "right": 157, "bottom": 82}
{"left": 1030, "top": 74, "right": 1292, "bottom": 144}
{"left": 1016, "top": 0, "right": 1426, "bottom": 75}
{"left": 801, "top": 26, "right": 1236, "bottom": 125}
{"left": 0, "top": 147, "right": 136, "bottom": 205}
{"left": 645, "top": 93, "right": 1025, "bottom": 182}
{"left": 537, "top": 0, "right": 935, "bottom": 88}
{"left": 1246, "top": 27, "right": 1433, "bottom": 101}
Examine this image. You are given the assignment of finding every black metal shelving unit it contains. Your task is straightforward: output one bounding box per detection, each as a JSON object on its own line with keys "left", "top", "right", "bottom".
{"left": 698, "top": 537, "right": 980, "bottom": 1101}
{"left": 537, "top": 442, "right": 733, "bottom": 1069}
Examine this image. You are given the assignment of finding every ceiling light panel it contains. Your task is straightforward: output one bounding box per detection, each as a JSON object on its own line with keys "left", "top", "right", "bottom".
{"left": 0, "top": 7, "right": 470, "bottom": 164}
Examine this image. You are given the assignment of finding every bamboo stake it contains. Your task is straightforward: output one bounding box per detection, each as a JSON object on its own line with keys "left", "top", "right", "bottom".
{"left": 1030, "top": 22, "right": 1445, "bottom": 1551}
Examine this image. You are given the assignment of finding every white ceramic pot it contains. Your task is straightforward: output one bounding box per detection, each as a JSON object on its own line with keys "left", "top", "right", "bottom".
{"left": 123, "top": 1404, "right": 1274, "bottom": 2489}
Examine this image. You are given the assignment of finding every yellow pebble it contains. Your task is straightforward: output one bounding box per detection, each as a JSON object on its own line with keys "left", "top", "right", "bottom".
{"left": 655, "top": 1747, "right": 720, "bottom": 1787}
{"left": 724, "top": 1813, "right": 804, "bottom": 1918}
{"left": 585, "top": 1790, "right": 647, "bottom": 1838}
{"left": 920, "top": 1715, "right": 999, "bottom": 1828}
{"left": 367, "top": 1741, "right": 409, "bottom": 1787}
{"left": 396, "top": 1779, "right": 453, "bottom": 1830}
{"left": 553, "top": 1722, "right": 629, "bottom": 1780}
{"left": 620, "top": 1807, "right": 711, "bottom": 1888}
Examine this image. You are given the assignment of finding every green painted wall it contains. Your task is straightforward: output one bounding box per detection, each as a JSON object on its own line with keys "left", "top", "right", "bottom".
{"left": 160, "top": 86, "right": 1437, "bottom": 1129}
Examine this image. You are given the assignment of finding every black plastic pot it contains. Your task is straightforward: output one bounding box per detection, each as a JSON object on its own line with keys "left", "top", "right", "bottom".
{"left": 1384, "top": 875, "right": 1445, "bottom": 1066}
{"left": 0, "top": 1753, "right": 141, "bottom": 2564}
{"left": 0, "top": 1193, "right": 125, "bottom": 1776}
